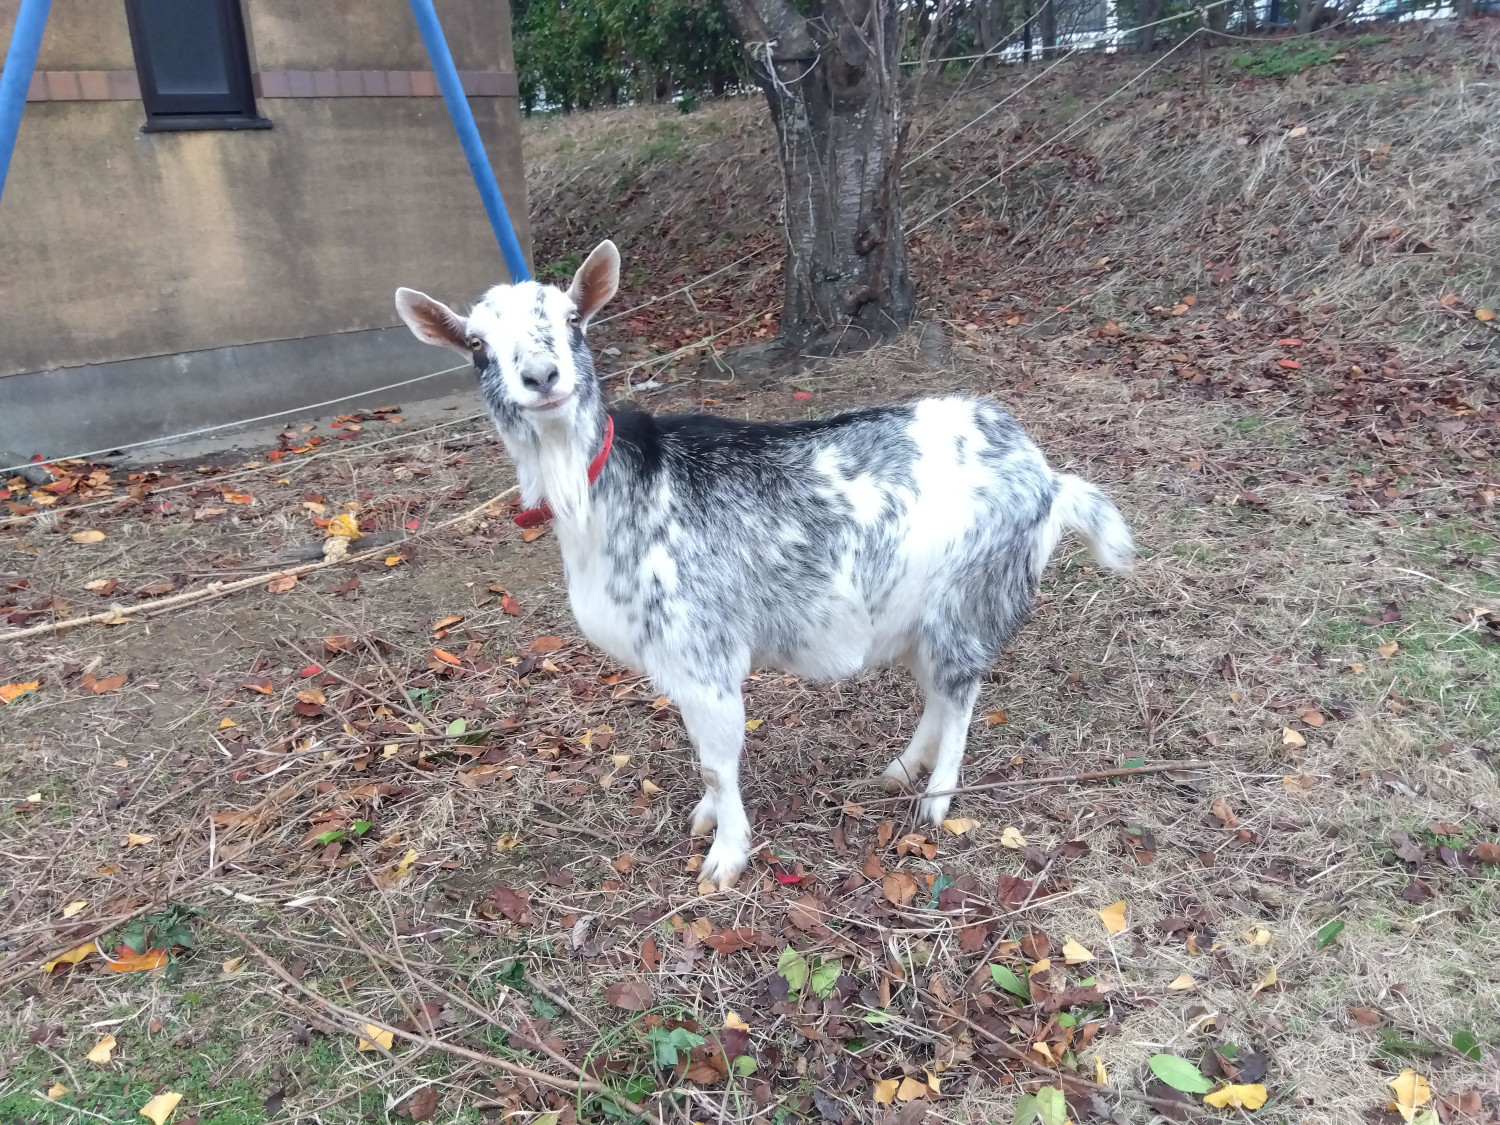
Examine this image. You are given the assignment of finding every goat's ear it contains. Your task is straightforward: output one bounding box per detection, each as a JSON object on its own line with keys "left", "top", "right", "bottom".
{"left": 568, "top": 240, "right": 620, "bottom": 328}
{"left": 395, "top": 287, "right": 469, "bottom": 351}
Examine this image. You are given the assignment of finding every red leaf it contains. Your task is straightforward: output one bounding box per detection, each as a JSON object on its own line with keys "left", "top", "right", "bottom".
{"left": 298, "top": 664, "right": 322, "bottom": 678}
{"left": 242, "top": 676, "right": 274, "bottom": 695}
{"left": 603, "top": 980, "right": 653, "bottom": 1011}
{"left": 774, "top": 871, "right": 802, "bottom": 885}
{"left": 1277, "top": 358, "right": 1302, "bottom": 369}
{"left": 793, "top": 391, "right": 812, "bottom": 400}
{"left": 486, "top": 885, "right": 533, "bottom": 925}
{"left": 405, "top": 518, "right": 420, "bottom": 531}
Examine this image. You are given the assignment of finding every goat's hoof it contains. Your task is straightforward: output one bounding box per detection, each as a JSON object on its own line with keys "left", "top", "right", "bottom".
{"left": 918, "top": 793, "right": 952, "bottom": 826}
{"left": 689, "top": 798, "right": 718, "bottom": 837}
{"left": 701, "top": 840, "right": 747, "bottom": 892}
{"left": 879, "top": 760, "right": 917, "bottom": 794}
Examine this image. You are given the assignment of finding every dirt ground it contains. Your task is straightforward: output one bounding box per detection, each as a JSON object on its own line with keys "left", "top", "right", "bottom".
{"left": 2, "top": 20, "right": 1498, "bottom": 1125}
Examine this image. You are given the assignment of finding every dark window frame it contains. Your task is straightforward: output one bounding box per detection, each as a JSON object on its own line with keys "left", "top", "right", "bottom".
{"left": 123, "top": 0, "right": 271, "bottom": 132}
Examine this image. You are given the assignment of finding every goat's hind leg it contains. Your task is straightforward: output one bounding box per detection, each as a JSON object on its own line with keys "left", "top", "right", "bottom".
{"left": 673, "top": 682, "right": 752, "bottom": 890}
{"left": 916, "top": 680, "right": 980, "bottom": 825}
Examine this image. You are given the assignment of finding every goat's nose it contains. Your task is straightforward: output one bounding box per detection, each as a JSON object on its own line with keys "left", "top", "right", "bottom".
{"left": 522, "top": 367, "right": 560, "bottom": 393}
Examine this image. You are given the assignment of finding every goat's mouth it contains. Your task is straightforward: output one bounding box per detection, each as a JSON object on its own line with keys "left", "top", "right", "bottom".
{"left": 526, "top": 393, "right": 572, "bottom": 413}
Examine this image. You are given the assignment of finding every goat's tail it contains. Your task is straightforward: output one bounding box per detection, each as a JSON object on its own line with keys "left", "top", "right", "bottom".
{"left": 1034, "top": 473, "right": 1135, "bottom": 578}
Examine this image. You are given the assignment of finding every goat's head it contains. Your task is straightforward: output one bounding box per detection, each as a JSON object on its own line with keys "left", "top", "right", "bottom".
{"left": 394, "top": 240, "right": 619, "bottom": 439}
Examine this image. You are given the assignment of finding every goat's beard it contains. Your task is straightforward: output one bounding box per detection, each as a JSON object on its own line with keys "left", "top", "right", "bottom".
{"left": 506, "top": 411, "right": 592, "bottom": 528}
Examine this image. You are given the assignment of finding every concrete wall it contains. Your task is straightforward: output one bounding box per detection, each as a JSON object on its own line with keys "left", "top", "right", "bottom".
{"left": 0, "top": 0, "right": 527, "bottom": 461}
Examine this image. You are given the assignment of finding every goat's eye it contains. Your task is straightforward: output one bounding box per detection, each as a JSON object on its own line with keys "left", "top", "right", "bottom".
{"left": 467, "top": 337, "right": 484, "bottom": 352}
{"left": 566, "top": 311, "right": 580, "bottom": 326}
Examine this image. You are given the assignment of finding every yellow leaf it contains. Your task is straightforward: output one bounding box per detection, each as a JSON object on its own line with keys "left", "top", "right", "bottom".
{"left": 97, "top": 864, "right": 121, "bottom": 876}
{"left": 1378, "top": 641, "right": 1400, "bottom": 659}
{"left": 71, "top": 530, "right": 106, "bottom": 544}
{"left": 873, "top": 1079, "right": 898, "bottom": 1105}
{"left": 113, "top": 758, "right": 129, "bottom": 768}
{"left": 724, "top": 1011, "right": 750, "bottom": 1031}
{"left": 86, "top": 1034, "right": 117, "bottom": 1064}
{"left": 1387, "top": 1069, "right": 1431, "bottom": 1123}
{"left": 326, "top": 512, "right": 363, "bottom": 540}
{"left": 138, "top": 1091, "right": 183, "bottom": 1125}
{"left": 895, "top": 1076, "right": 927, "bottom": 1101}
{"left": 744, "top": 718, "right": 763, "bottom": 730}
{"left": 385, "top": 555, "right": 404, "bottom": 567}
{"left": 925, "top": 1068, "right": 941, "bottom": 1094}
{"left": 1252, "top": 964, "right": 1278, "bottom": 994}
{"left": 1348, "top": 661, "right": 1365, "bottom": 673}
{"left": 1095, "top": 1057, "right": 1108, "bottom": 1085}
{"left": 1476, "top": 308, "right": 1496, "bottom": 322}
{"left": 106, "top": 947, "right": 169, "bottom": 973}
{"left": 1098, "top": 900, "right": 1128, "bottom": 934}
{"left": 47, "top": 1082, "right": 67, "bottom": 1099}
{"left": 986, "top": 710, "right": 1008, "bottom": 725}
{"left": 1001, "top": 826, "right": 1027, "bottom": 849}
{"left": 495, "top": 834, "right": 520, "bottom": 852}
{"left": 1205, "top": 1084, "right": 1268, "bottom": 1109}
{"left": 43, "top": 941, "right": 98, "bottom": 972}
{"left": 1062, "top": 937, "right": 1095, "bottom": 964}
{"left": 127, "top": 833, "right": 154, "bottom": 848}
{"left": 641, "top": 778, "right": 662, "bottom": 796}
{"left": 1029, "top": 958, "right": 1052, "bottom": 975}
{"left": 1169, "top": 973, "right": 1197, "bottom": 991}
{"left": 942, "top": 817, "right": 978, "bottom": 836}
{"left": 383, "top": 743, "right": 400, "bottom": 758}
{"left": 392, "top": 849, "right": 418, "bottom": 879}
{"left": 0, "top": 681, "right": 40, "bottom": 704}
{"left": 357, "top": 1023, "right": 395, "bottom": 1051}
{"left": 1244, "top": 926, "right": 1273, "bottom": 947}
{"left": 697, "top": 879, "right": 717, "bottom": 895}
{"left": 1281, "top": 727, "right": 1306, "bottom": 747}
{"left": 62, "top": 900, "right": 87, "bottom": 918}
{"left": 612, "top": 753, "right": 631, "bottom": 768}
{"left": 221, "top": 955, "right": 245, "bottom": 975}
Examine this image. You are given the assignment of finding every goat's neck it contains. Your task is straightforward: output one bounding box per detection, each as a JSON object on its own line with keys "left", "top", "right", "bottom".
{"left": 504, "top": 396, "right": 607, "bottom": 534}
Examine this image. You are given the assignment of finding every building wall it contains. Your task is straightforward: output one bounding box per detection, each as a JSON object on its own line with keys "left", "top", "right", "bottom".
{"left": 0, "top": 0, "right": 528, "bottom": 460}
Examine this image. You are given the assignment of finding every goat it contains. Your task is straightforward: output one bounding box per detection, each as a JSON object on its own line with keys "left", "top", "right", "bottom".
{"left": 394, "top": 240, "right": 1135, "bottom": 890}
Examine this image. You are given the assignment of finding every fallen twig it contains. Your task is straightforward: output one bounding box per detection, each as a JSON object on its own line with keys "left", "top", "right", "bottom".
{"left": 0, "top": 486, "right": 519, "bottom": 644}
{"left": 860, "top": 760, "right": 1210, "bottom": 806}
{"left": 207, "top": 919, "right": 650, "bottom": 1118}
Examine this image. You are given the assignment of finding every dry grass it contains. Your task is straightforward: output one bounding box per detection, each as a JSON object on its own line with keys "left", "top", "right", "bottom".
{"left": 2, "top": 20, "right": 1498, "bottom": 1125}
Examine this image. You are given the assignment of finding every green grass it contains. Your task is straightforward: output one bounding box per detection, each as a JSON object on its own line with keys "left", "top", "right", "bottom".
{"left": 1229, "top": 34, "right": 1391, "bottom": 78}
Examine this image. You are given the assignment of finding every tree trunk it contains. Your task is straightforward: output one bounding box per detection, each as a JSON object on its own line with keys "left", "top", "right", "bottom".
{"left": 1038, "top": 0, "right": 1057, "bottom": 58}
{"left": 720, "top": 0, "right": 915, "bottom": 352}
{"left": 976, "top": 0, "right": 1003, "bottom": 64}
{"left": 1455, "top": 0, "right": 1473, "bottom": 17}
{"left": 1135, "top": 0, "right": 1163, "bottom": 52}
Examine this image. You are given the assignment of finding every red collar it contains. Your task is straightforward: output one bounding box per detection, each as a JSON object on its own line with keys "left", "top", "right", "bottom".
{"left": 513, "top": 414, "right": 615, "bottom": 529}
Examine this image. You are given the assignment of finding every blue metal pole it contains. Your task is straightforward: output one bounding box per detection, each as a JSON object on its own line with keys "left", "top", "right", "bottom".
{"left": 407, "top": 0, "right": 530, "bottom": 283}
{"left": 0, "top": 0, "right": 51, "bottom": 205}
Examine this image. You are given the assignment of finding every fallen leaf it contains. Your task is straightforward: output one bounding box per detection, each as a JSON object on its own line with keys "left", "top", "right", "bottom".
{"left": 127, "top": 833, "right": 154, "bottom": 848}
{"left": 744, "top": 718, "right": 763, "bottom": 731}
{"left": 1288, "top": 124, "right": 1308, "bottom": 137}
{"left": 986, "top": 710, "right": 1008, "bottom": 725}
{"left": 1095, "top": 1057, "right": 1108, "bottom": 1085}
{"left": 326, "top": 512, "right": 362, "bottom": 540}
{"left": 882, "top": 871, "right": 919, "bottom": 907}
{"left": 1282, "top": 727, "right": 1306, "bottom": 748}
{"left": 266, "top": 574, "right": 298, "bottom": 594}
{"left": 1476, "top": 308, "right": 1496, "bottom": 322}
{"left": 1252, "top": 964, "right": 1278, "bottom": 994}
{"left": 603, "top": 980, "right": 653, "bottom": 1011}
{"left": 47, "top": 1082, "right": 67, "bottom": 1098}
{"left": 431, "top": 648, "right": 461, "bottom": 666}
{"left": 1062, "top": 937, "right": 1095, "bottom": 964}
{"left": 1387, "top": 1068, "right": 1431, "bottom": 1123}
{"left": 401, "top": 1087, "right": 440, "bottom": 1122}
{"left": 138, "top": 1091, "right": 183, "bottom": 1125}
{"left": 86, "top": 1034, "right": 117, "bottom": 1063}
{"left": 1378, "top": 641, "right": 1400, "bottom": 659}
{"left": 221, "top": 955, "right": 245, "bottom": 975}
{"left": 106, "top": 947, "right": 169, "bottom": 973}
{"left": 0, "top": 681, "right": 40, "bottom": 704}
{"left": 391, "top": 849, "right": 418, "bottom": 879}
{"left": 44, "top": 942, "right": 98, "bottom": 972}
{"left": 1211, "top": 797, "right": 1239, "bottom": 828}
{"left": 724, "top": 1011, "right": 750, "bottom": 1030}
{"left": 71, "top": 530, "right": 106, "bottom": 544}
{"left": 62, "top": 900, "right": 87, "bottom": 918}
{"left": 895, "top": 1075, "right": 927, "bottom": 1102}
{"left": 1205, "top": 1084, "right": 1268, "bottom": 1109}
{"left": 873, "top": 1078, "right": 898, "bottom": 1105}
{"left": 357, "top": 1023, "right": 394, "bottom": 1051}
{"left": 1168, "top": 973, "right": 1197, "bottom": 991}
{"left": 1098, "top": 900, "right": 1128, "bottom": 934}
{"left": 943, "top": 817, "right": 978, "bottom": 836}
{"left": 1001, "top": 826, "right": 1027, "bottom": 848}
{"left": 1244, "top": 925, "right": 1273, "bottom": 947}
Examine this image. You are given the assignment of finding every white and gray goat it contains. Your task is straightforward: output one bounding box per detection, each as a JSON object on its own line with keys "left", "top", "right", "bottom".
{"left": 395, "top": 241, "right": 1134, "bottom": 889}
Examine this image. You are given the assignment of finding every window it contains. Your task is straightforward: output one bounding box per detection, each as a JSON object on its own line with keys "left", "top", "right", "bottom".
{"left": 124, "top": 0, "right": 269, "bottom": 131}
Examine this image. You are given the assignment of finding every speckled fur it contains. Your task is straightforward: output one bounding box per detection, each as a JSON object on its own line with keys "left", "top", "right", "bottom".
{"left": 395, "top": 241, "right": 1135, "bottom": 888}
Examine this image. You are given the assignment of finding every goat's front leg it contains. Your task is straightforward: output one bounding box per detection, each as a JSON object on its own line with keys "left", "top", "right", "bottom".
{"left": 674, "top": 683, "right": 751, "bottom": 891}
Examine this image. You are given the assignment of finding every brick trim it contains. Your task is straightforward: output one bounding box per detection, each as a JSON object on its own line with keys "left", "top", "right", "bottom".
{"left": 26, "top": 69, "right": 517, "bottom": 103}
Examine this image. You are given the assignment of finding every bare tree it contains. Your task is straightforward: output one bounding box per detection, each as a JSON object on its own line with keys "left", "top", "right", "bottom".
{"left": 718, "top": 0, "right": 915, "bottom": 356}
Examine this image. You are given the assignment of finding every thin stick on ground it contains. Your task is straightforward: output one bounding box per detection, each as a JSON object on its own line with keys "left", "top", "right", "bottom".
{"left": 860, "top": 760, "right": 1210, "bottom": 806}
{"left": 206, "top": 919, "right": 651, "bottom": 1118}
